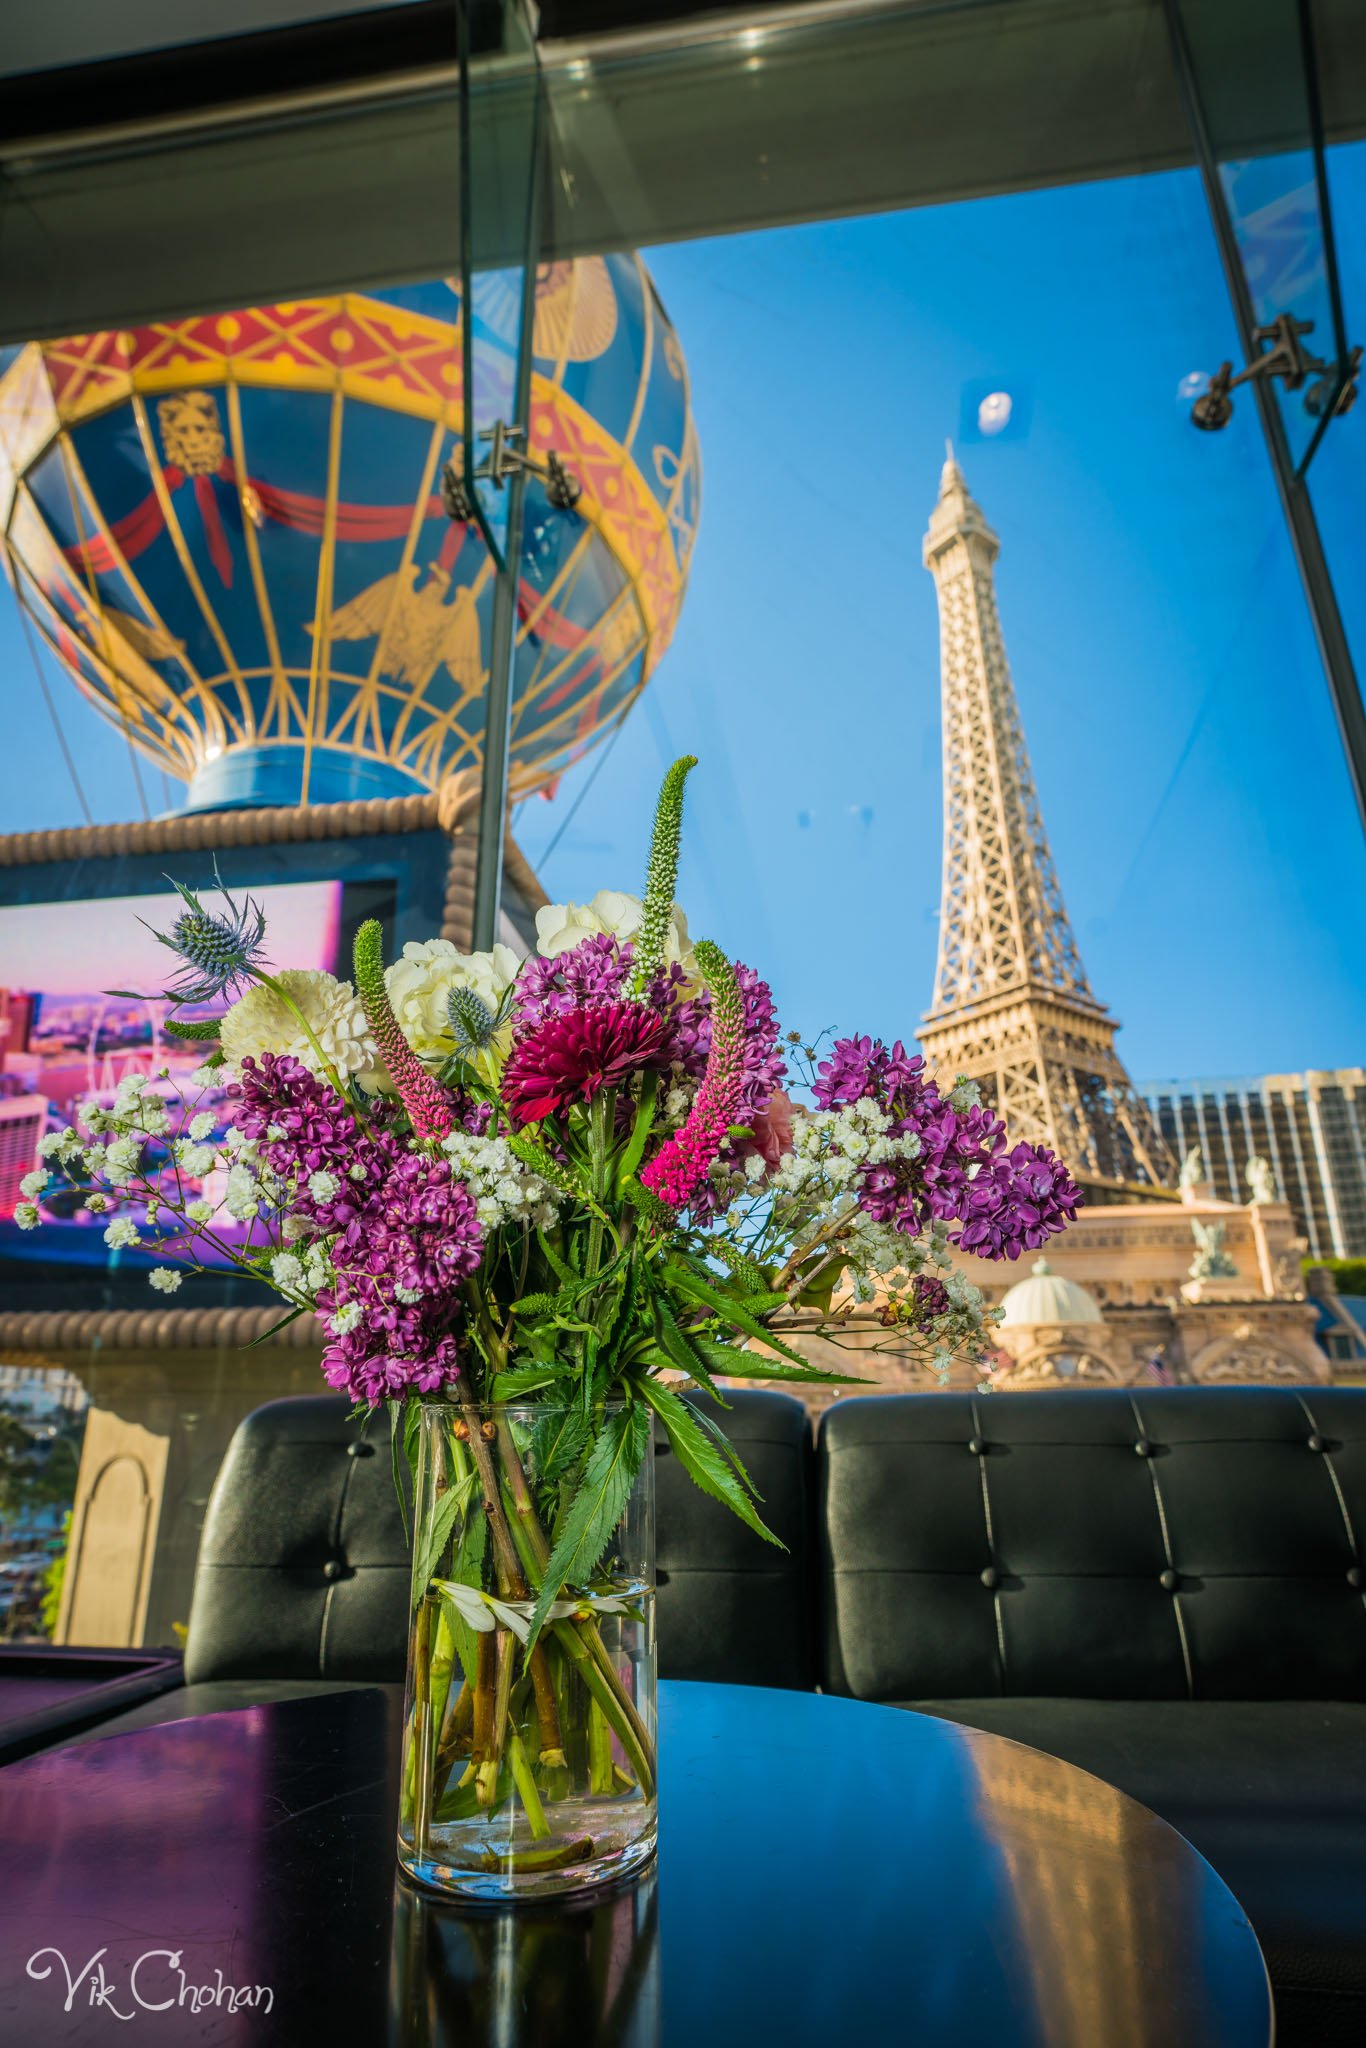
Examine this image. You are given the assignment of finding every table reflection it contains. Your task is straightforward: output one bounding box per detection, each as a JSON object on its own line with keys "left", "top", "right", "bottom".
{"left": 389, "top": 1870, "right": 659, "bottom": 2048}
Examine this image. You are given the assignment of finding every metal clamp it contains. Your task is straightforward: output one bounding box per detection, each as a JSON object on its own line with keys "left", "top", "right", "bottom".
{"left": 442, "top": 422, "right": 582, "bottom": 520}
{"left": 1191, "top": 312, "right": 1361, "bottom": 430}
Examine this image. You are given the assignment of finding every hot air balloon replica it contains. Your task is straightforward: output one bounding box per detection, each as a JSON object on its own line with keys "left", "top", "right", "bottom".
{"left": 0, "top": 257, "right": 699, "bottom": 811}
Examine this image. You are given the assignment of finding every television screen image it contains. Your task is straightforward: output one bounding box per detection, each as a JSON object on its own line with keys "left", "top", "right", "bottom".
{"left": 0, "top": 879, "right": 345, "bottom": 1270}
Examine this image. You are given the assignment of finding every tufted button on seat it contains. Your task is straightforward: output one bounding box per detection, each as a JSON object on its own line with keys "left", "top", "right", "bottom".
{"left": 979, "top": 1566, "right": 999, "bottom": 1590}
{"left": 967, "top": 1437, "right": 986, "bottom": 1455}
{"left": 322, "top": 1558, "right": 346, "bottom": 1582}
{"left": 1159, "top": 1569, "right": 1180, "bottom": 1592}
{"left": 1349, "top": 1566, "right": 1364, "bottom": 1590}
{"left": 346, "top": 1440, "right": 375, "bottom": 1459}
{"left": 1134, "top": 1438, "right": 1153, "bottom": 1458}
{"left": 1307, "top": 1434, "right": 1327, "bottom": 1453}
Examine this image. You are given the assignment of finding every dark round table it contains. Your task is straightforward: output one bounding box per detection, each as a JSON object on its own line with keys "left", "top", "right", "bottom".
{"left": 0, "top": 1680, "right": 1270, "bottom": 2046}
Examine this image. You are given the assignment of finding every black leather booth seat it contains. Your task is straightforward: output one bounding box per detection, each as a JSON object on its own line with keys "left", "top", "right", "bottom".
{"left": 820, "top": 1389, "right": 1366, "bottom": 2048}
{"left": 69, "top": 1387, "right": 814, "bottom": 1740}
{"left": 56, "top": 1383, "right": 1366, "bottom": 2044}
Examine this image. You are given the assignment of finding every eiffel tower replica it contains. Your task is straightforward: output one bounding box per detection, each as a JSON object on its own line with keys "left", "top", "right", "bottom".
{"left": 919, "top": 449, "right": 1176, "bottom": 1200}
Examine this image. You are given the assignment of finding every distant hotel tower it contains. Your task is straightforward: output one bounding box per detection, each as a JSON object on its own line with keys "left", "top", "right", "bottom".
{"left": 1140, "top": 1070, "right": 1366, "bottom": 1259}
{"left": 919, "top": 451, "right": 1174, "bottom": 1200}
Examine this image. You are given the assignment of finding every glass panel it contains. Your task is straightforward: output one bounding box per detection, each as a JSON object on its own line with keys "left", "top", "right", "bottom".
{"left": 1173, "top": 0, "right": 1355, "bottom": 472}
{"left": 462, "top": 0, "right": 543, "bottom": 567}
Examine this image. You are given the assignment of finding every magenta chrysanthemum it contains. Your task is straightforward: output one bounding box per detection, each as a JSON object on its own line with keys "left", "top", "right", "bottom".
{"left": 502, "top": 1002, "right": 675, "bottom": 1126}
{"left": 641, "top": 942, "right": 744, "bottom": 1210}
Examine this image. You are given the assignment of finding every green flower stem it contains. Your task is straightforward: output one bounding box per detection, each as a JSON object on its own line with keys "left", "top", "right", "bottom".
{"left": 476, "top": 1629, "right": 515, "bottom": 1807}
{"left": 551, "top": 1618, "right": 655, "bottom": 1800}
{"left": 490, "top": 1423, "right": 656, "bottom": 1786}
{"left": 506, "top": 1725, "right": 552, "bottom": 1840}
{"left": 412, "top": 1594, "right": 437, "bottom": 1853}
{"left": 251, "top": 971, "right": 354, "bottom": 1111}
{"left": 587, "top": 1695, "right": 614, "bottom": 1796}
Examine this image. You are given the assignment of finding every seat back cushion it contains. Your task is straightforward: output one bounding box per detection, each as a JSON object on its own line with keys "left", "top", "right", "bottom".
{"left": 817, "top": 1387, "right": 1366, "bottom": 1703}
{"left": 656, "top": 1387, "right": 816, "bottom": 1688}
{"left": 189, "top": 1386, "right": 816, "bottom": 1690}
{"left": 185, "top": 1395, "right": 409, "bottom": 1684}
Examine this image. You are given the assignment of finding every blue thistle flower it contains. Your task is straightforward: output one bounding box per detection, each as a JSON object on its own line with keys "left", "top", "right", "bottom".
{"left": 446, "top": 984, "right": 498, "bottom": 1057}
{"left": 148, "top": 868, "right": 269, "bottom": 1004}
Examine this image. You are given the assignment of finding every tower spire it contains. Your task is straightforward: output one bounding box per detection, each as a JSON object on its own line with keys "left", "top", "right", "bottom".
{"left": 919, "top": 456, "right": 1174, "bottom": 1196}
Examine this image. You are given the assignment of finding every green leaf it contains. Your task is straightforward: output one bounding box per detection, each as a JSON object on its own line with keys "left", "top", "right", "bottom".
{"left": 636, "top": 1377, "right": 782, "bottom": 1548}
{"left": 531, "top": 1406, "right": 591, "bottom": 1486}
{"left": 652, "top": 1298, "right": 729, "bottom": 1405}
{"left": 163, "top": 1014, "right": 226, "bottom": 1041}
{"left": 490, "top": 1364, "right": 565, "bottom": 1400}
{"left": 535, "top": 1229, "right": 578, "bottom": 1286}
{"left": 691, "top": 1336, "right": 868, "bottom": 1386}
{"left": 243, "top": 1303, "right": 307, "bottom": 1348}
{"left": 616, "top": 1072, "right": 659, "bottom": 1190}
{"left": 667, "top": 1263, "right": 810, "bottom": 1366}
{"left": 526, "top": 1404, "right": 650, "bottom": 1645}
{"left": 413, "top": 1475, "right": 474, "bottom": 1605}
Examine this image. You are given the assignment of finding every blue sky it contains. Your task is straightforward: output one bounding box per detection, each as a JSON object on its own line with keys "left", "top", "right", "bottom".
{"left": 4, "top": 158, "right": 1364, "bottom": 1083}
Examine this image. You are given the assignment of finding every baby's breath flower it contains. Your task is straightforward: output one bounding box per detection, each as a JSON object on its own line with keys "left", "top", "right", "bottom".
{"left": 148, "top": 1267, "right": 183, "bottom": 1293}
{"left": 186, "top": 1198, "right": 213, "bottom": 1223}
{"left": 330, "top": 1302, "right": 363, "bottom": 1336}
{"left": 104, "top": 1216, "right": 141, "bottom": 1250}
{"left": 188, "top": 1111, "right": 216, "bottom": 1141}
{"left": 19, "top": 1168, "right": 47, "bottom": 1199}
{"left": 270, "top": 1252, "right": 305, "bottom": 1291}
{"left": 308, "top": 1171, "right": 339, "bottom": 1203}
{"left": 14, "top": 1202, "right": 39, "bottom": 1230}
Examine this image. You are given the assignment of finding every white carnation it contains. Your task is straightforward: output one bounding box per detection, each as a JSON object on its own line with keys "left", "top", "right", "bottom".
{"left": 219, "top": 970, "right": 380, "bottom": 1088}
{"left": 534, "top": 890, "right": 696, "bottom": 980}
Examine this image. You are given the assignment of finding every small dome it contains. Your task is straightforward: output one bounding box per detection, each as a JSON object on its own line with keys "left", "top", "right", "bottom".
{"left": 998, "top": 1258, "right": 1103, "bottom": 1328}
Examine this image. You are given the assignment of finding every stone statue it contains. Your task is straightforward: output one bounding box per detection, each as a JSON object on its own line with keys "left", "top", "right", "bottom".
{"left": 1178, "top": 1146, "right": 1205, "bottom": 1190}
{"left": 1188, "top": 1217, "right": 1237, "bottom": 1280}
{"left": 1245, "top": 1155, "right": 1276, "bottom": 1204}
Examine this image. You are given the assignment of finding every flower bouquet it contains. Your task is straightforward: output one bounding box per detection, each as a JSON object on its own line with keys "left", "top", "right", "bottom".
{"left": 21, "top": 756, "right": 1078, "bottom": 1899}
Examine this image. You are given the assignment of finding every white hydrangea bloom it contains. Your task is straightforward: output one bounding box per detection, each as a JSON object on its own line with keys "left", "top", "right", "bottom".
{"left": 219, "top": 970, "right": 380, "bottom": 1087}
{"left": 534, "top": 891, "right": 697, "bottom": 981}
{"left": 148, "top": 1267, "right": 183, "bottom": 1293}
{"left": 103, "top": 1216, "right": 141, "bottom": 1250}
{"left": 384, "top": 939, "right": 520, "bottom": 1065}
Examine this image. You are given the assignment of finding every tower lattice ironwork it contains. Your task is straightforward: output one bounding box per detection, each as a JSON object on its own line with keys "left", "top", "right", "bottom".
{"left": 919, "top": 450, "right": 1175, "bottom": 1197}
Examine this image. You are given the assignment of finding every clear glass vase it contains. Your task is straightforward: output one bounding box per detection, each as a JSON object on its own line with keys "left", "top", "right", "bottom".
{"left": 397, "top": 1399, "right": 657, "bottom": 1903}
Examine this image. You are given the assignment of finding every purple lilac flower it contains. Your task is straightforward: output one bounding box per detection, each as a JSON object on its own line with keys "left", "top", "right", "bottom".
{"left": 813, "top": 1033, "right": 1079, "bottom": 1259}
{"left": 512, "top": 934, "right": 634, "bottom": 1024}
{"left": 230, "top": 1054, "right": 483, "bottom": 1404}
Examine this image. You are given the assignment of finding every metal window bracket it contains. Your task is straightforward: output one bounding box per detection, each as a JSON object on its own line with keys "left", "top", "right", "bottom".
{"left": 1191, "top": 314, "right": 1361, "bottom": 431}
{"left": 442, "top": 424, "right": 581, "bottom": 520}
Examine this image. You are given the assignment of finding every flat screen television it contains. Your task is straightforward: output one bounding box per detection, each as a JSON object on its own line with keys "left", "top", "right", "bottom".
{"left": 0, "top": 806, "right": 495, "bottom": 1309}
